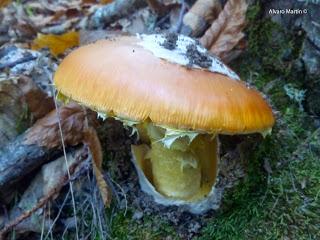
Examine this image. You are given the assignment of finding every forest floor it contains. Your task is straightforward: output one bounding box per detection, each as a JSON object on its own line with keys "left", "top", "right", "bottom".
{"left": 0, "top": 0, "right": 319, "bottom": 240}
{"left": 106, "top": 6, "right": 320, "bottom": 239}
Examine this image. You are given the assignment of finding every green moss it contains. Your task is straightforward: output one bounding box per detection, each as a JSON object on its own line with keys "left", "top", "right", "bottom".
{"left": 15, "top": 104, "right": 32, "bottom": 134}
{"left": 108, "top": 209, "right": 178, "bottom": 240}
{"left": 199, "top": 123, "right": 320, "bottom": 239}
{"left": 240, "top": 3, "right": 304, "bottom": 77}
{"left": 199, "top": 3, "right": 319, "bottom": 240}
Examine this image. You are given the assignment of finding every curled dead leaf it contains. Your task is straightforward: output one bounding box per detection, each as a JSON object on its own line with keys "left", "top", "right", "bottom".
{"left": 0, "top": 0, "right": 10, "bottom": 8}
{"left": 200, "top": 0, "right": 248, "bottom": 62}
{"left": 181, "top": 0, "right": 222, "bottom": 37}
{"left": 84, "top": 127, "right": 112, "bottom": 207}
{"left": 100, "top": 0, "right": 113, "bottom": 4}
{"left": 23, "top": 102, "right": 108, "bottom": 206}
{"left": 0, "top": 76, "right": 54, "bottom": 147}
{"left": 32, "top": 31, "right": 79, "bottom": 57}
{"left": 17, "top": 76, "right": 55, "bottom": 120}
{"left": 23, "top": 102, "right": 94, "bottom": 149}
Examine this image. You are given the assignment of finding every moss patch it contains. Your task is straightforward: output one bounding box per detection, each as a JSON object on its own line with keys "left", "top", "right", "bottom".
{"left": 109, "top": 209, "right": 178, "bottom": 240}
{"left": 199, "top": 3, "right": 320, "bottom": 240}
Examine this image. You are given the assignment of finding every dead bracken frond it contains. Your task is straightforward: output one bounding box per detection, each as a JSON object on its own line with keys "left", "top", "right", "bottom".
{"left": 200, "top": 0, "right": 248, "bottom": 62}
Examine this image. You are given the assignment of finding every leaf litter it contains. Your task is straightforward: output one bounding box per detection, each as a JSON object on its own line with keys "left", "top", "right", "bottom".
{"left": 0, "top": 0, "right": 253, "bottom": 238}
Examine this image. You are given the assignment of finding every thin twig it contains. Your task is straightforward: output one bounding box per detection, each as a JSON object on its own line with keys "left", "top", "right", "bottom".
{"left": 0, "top": 56, "right": 37, "bottom": 70}
{"left": 110, "top": 177, "right": 128, "bottom": 216}
{"left": 0, "top": 152, "right": 85, "bottom": 239}
{"left": 43, "top": 190, "right": 71, "bottom": 240}
{"left": 171, "top": 0, "right": 187, "bottom": 33}
{"left": 0, "top": 185, "right": 60, "bottom": 239}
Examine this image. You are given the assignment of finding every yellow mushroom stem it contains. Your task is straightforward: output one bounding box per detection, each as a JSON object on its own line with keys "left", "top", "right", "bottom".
{"left": 133, "top": 123, "right": 219, "bottom": 202}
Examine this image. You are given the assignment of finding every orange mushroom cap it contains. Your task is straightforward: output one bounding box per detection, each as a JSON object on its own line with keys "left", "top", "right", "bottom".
{"left": 54, "top": 34, "right": 274, "bottom": 135}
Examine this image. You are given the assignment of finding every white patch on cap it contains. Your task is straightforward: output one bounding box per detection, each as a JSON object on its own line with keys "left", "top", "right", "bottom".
{"left": 137, "top": 34, "right": 240, "bottom": 80}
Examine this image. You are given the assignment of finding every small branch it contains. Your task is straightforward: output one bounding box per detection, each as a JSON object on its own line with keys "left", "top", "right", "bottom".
{"left": 171, "top": 0, "right": 187, "bottom": 33}
{"left": 0, "top": 149, "right": 88, "bottom": 239}
{"left": 0, "top": 189, "right": 57, "bottom": 239}
{"left": 0, "top": 56, "right": 37, "bottom": 70}
{"left": 0, "top": 134, "right": 61, "bottom": 203}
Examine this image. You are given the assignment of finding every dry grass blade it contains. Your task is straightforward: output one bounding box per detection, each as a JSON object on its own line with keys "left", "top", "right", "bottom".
{"left": 84, "top": 127, "right": 112, "bottom": 207}
{"left": 200, "top": 0, "right": 248, "bottom": 61}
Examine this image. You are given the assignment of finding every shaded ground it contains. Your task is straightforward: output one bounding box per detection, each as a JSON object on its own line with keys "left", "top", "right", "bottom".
{"left": 0, "top": 0, "right": 319, "bottom": 240}
{"left": 100, "top": 4, "right": 320, "bottom": 239}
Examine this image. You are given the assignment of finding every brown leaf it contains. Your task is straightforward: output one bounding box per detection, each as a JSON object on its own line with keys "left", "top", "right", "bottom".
{"left": 182, "top": 0, "right": 222, "bottom": 37}
{"left": 146, "top": 0, "right": 168, "bottom": 16}
{"left": 0, "top": 76, "right": 54, "bottom": 147}
{"left": 0, "top": 0, "right": 11, "bottom": 8}
{"left": 99, "top": 0, "right": 113, "bottom": 4}
{"left": 17, "top": 76, "right": 55, "bottom": 120}
{"left": 199, "top": 0, "right": 248, "bottom": 62}
{"left": 32, "top": 31, "right": 79, "bottom": 57}
{"left": 84, "top": 127, "right": 112, "bottom": 207}
{"left": 23, "top": 102, "right": 88, "bottom": 148}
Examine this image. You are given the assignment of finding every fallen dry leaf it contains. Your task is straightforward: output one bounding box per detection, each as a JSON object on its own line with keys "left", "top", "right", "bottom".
{"left": 146, "top": 0, "right": 168, "bottom": 16}
{"left": 0, "top": 76, "right": 54, "bottom": 147}
{"left": 17, "top": 76, "right": 55, "bottom": 120}
{"left": 24, "top": 102, "right": 111, "bottom": 206}
{"left": 0, "top": 0, "right": 10, "bottom": 8}
{"left": 182, "top": 0, "right": 222, "bottom": 37}
{"left": 24, "top": 102, "right": 92, "bottom": 148}
{"left": 23, "top": 103, "right": 109, "bottom": 205}
{"left": 25, "top": 2, "right": 81, "bottom": 31}
{"left": 100, "top": 0, "right": 113, "bottom": 4}
{"left": 32, "top": 31, "right": 79, "bottom": 57}
{"left": 200, "top": 0, "right": 248, "bottom": 62}
{"left": 84, "top": 127, "right": 112, "bottom": 206}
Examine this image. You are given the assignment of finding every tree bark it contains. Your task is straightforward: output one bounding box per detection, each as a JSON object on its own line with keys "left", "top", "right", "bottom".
{"left": 0, "top": 134, "right": 61, "bottom": 204}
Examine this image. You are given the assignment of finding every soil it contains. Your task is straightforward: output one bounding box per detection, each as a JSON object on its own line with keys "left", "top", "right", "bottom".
{"left": 161, "top": 32, "right": 178, "bottom": 50}
{"left": 98, "top": 119, "right": 248, "bottom": 239}
{"left": 186, "top": 43, "right": 212, "bottom": 69}
{"left": 98, "top": 119, "right": 211, "bottom": 239}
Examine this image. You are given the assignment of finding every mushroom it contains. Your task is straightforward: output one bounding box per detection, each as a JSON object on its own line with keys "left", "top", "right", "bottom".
{"left": 54, "top": 34, "right": 274, "bottom": 213}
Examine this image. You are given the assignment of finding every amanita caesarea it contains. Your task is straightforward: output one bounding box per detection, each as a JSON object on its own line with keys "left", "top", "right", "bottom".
{"left": 54, "top": 34, "right": 275, "bottom": 213}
